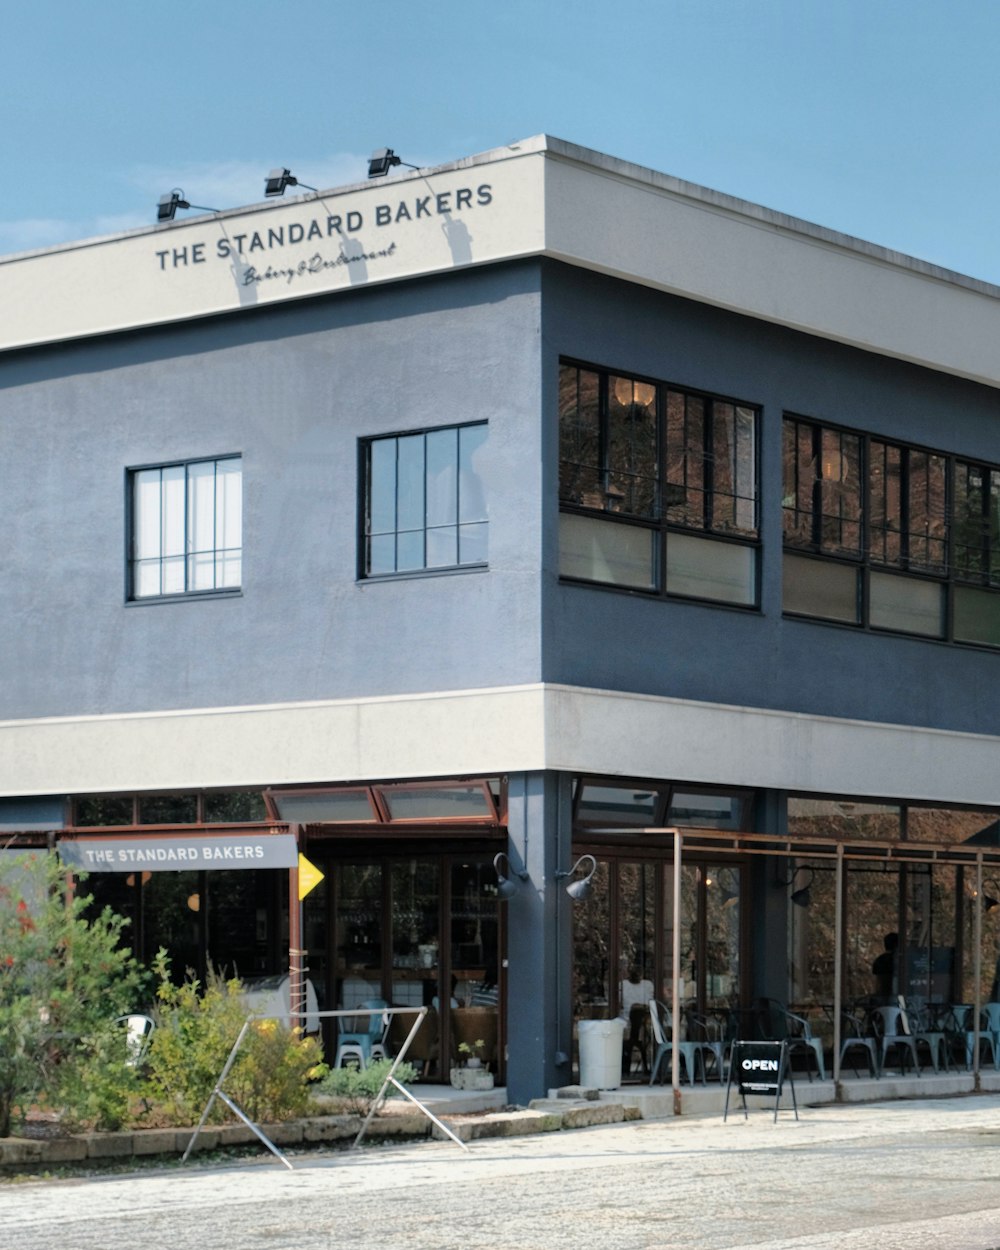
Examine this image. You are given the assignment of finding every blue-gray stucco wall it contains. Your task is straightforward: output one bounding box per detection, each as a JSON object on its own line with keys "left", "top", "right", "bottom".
{"left": 540, "top": 262, "right": 1000, "bottom": 739}
{"left": 5, "top": 253, "right": 1000, "bottom": 741}
{"left": 0, "top": 263, "right": 544, "bottom": 720}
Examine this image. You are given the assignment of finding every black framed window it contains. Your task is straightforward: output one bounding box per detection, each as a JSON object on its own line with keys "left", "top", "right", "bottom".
{"left": 129, "top": 456, "right": 242, "bottom": 600}
{"left": 363, "top": 423, "right": 488, "bottom": 577}
{"left": 558, "top": 361, "right": 759, "bottom": 606}
{"left": 783, "top": 415, "right": 1000, "bottom": 648}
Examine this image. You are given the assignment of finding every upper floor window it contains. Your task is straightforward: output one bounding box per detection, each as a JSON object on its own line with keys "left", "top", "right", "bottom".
{"left": 558, "top": 361, "right": 759, "bottom": 606}
{"left": 362, "top": 423, "right": 488, "bottom": 577}
{"left": 129, "top": 456, "right": 242, "bottom": 600}
{"left": 782, "top": 415, "right": 1000, "bottom": 648}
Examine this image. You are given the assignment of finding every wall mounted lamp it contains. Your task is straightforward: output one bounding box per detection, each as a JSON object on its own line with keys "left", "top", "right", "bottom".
{"left": 367, "top": 147, "right": 419, "bottom": 178}
{"left": 493, "top": 851, "right": 528, "bottom": 901}
{"left": 983, "top": 880, "right": 1000, "bottom": 915}
{"left": 776, "top": 864, "right": 815, "bottom": 908}
{"left": 265, "top": 168, "right": 317, "bottom": 197}
{"left": 156, "top": 190, "right": 219, "bottom": 223}
{"left": 556, "top": 854, "right": 597, "bottom": 901}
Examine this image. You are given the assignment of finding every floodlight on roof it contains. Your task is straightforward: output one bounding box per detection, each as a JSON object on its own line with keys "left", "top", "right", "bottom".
{"left": 367, "top": 148, "right": 419, "bottom": 178}
{"left": 265, "top": 168, "right": 317, "bottom": 197}
{"left": 156, "top": 189, "right": 219, "bottom": 223}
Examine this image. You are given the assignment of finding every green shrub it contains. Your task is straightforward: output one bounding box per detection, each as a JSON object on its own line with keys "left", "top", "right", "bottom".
{"left": 143, "top": 953, "right": 325, "bottom": 1127}
{"left": 0, "top": 852, "right": 146, "bottom": 1137}
{"left": 316, "top": 1059, "right": 416, "bottom": 1116}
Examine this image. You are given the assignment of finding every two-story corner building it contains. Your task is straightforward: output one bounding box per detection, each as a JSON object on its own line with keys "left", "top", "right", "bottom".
{"left": 3, "top": 135, "right": 1000, "bottom": 1105}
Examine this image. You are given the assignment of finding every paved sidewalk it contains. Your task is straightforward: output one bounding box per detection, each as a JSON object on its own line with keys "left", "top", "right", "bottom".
{"left": 3, "top": 1094, "right": 1000, "bottom": 1248}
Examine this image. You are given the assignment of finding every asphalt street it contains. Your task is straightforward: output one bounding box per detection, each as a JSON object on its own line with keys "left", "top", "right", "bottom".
{"left": 3, "top": 1096, "right": 1000, "bottom": 1249}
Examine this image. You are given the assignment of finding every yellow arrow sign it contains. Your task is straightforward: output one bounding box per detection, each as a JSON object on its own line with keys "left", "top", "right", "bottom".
{"left": 297, "top": 853, "right": 325, "bottom": 901}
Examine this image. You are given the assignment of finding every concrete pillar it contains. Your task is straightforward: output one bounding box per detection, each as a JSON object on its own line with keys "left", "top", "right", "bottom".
{"left": 503, "top": 771, "right": 574, "bottom": 1104}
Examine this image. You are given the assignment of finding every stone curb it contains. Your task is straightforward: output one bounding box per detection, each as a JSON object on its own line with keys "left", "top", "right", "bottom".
{"left": 0, "top": 1099, "right": 640, "bottom": 1169}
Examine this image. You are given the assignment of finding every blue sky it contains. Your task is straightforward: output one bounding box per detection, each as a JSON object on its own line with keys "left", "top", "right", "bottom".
{"left": 5, "top": 0, "right": 1000, "bottom": 282}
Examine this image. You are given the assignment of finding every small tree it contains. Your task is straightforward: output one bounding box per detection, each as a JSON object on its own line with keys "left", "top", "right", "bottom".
{"left": 0, "top": 851, "right": 145, "bottom": 1137}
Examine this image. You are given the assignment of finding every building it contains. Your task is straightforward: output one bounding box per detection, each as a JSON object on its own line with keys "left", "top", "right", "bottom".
{"left": 2, "top": 136, "right": 1000, "bottom": 1104}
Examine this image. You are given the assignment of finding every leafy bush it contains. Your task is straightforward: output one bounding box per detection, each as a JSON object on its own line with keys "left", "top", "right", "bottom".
{"left": 316, "top": 1058, "right": 416, "bottom": 1116}
{"left": 143, "top": 953, "right": 325, "bottom": 1127}
{"left": 0, "top": 852, "right": 146, "bottom": 1137}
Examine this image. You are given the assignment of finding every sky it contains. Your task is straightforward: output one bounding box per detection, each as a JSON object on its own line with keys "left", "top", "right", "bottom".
{"left": 4, "top": 1, "right": 1000, "bottom": 283}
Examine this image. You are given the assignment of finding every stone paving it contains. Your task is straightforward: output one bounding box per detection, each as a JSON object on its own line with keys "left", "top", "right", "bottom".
{"left": 3, "top": 1093, "right": 1000, "bottom": 1248}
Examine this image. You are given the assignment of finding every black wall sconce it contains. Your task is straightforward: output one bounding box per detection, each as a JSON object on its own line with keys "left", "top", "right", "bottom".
{"left": 367, "top": 147, "right": 419, "bottom": 178}
{"left": 776, "top": 865, "right": 815, "bottom": 908}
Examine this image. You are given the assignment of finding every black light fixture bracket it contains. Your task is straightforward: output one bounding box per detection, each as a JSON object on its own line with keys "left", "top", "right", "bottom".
{"left": 157, "top": 189, "right": 219, "bottom": 223}
{"left": 265, "top": 168, "right": 317, "bottom": 197}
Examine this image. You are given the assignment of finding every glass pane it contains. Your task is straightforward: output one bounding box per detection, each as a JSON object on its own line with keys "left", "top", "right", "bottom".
{"left": 787, "top": 798, "right": 902, "bottom": 841}
{"left": 662, "top": 862, "right": 699, "bottom": 1004}
{"left": 204, "top": 791, "right": 266, "bottom": 822}
{"left": 559, "top": 513, "right": 655, "bottom": 590}
{"left": 368, "top": 533, "right": 396, "bottom": 576}
{"left": 845, "top": 863, "right": 900, "bottom": 1003}
{"left": 160, "top": 555, "right": 185, "bottom": 595}
{"left": 336, "top": 864, "right": 383, "bottom": 1008}
{"left": 449, "top": 860, "right": 500, "bottom": 1002}
{"left": 134, "top": 470, "right": 162, "bottom": 560}
{"left": 271, "top": 791, "right": 377, "bottom": 823}
{"left": 608, "top": 375, "right": 657, "bottom": 517}
{"left": 458, "top": 521, "right": 488, "bottom": 565}
{"left": 161, "top": 465, "right": 185, "bottom": 558}
{"left": 907, "top": 807, "right": 1000, "bottom": 844}
{"left": 783, "top": 553, "right": 859, "bottom": 622}
{"left": 134, "top": 559, "right": 161, "bottom": 599}
{"left": 819, "top": 430, "right": 862, "bottom": 555}
{"left": 395, "top": 435, "right": 424, "bottom": 533}
{"left": 425, "top": 525, "right": 457, "bottom": 568}
{"left": 188, "top": 549, "right": 215, "bottom": 592}
{"left": 458, "top": 424, "right": 488, "bottom": 524}
{"left": 138, "top": 794, "right": 198, "bottom": 824}
{"left": 187, "top": 461, "right": 216, "bottom": 557}
{"left": 425, "top": 428, "right": 458, "bottom": 529}
{"left": 785, "top": 858, "right": 835, "bottom": 1006}
{"left": 666, "top": 533, "right": 755, "bottom": 605}
{"left": 705, "top": 864, "right": 740, "bottom": 1009}
{"left": 390, "top": 860, "right": 440, "bottom": 1012}
{"left": 619, "top": 862, "right": 655, "bottom": 1075}
{"left": 954, "top": 586, "right": 1000, "bottom": 647}
{"left": 216, "top": 460, "right": 242, "bottom": 559}
{"left": 573, "top": 859, "right": 610, "bottom": 1013}
{"left": 396, "top": 529, "right": 424, "bottom": 572}
{"left": 667, "top": 792, "right": 748, "bottom": 831}
{"left": 75, "top": 796, "right": 134, "bottom": 826}
{"left": 870, "top": 571, "right": 944, "bottom": 637}
{"left": 368, "top": 439, "right": 397, "bottom": 536}
{"left": 380, "top": 784, "right": 494, "bottom": 821}
{"left": 559, "top": 365, "right": 601, "bottom": 506}
{"left": 217, "top": 551, "right": 241, "bottom": 589}
{"left": 577, "top": 784, "right": 659, "bottom": 826}
{"left": 207, "top": 869, "right": 272, "bottom": 980}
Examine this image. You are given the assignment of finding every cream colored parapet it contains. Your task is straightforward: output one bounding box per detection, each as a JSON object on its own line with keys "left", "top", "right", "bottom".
{"left": 5, "top": 134, "right": 1000, "bottom": 388}
{"left": 1, "top": 682, "right": 998, "bottom": 809}
{"left": 0, "top": 140, "right": 547, "bottom": 353}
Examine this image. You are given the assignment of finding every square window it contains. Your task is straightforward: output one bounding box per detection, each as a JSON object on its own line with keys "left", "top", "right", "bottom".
{"left": 362, "top": 424, "right": 488, "bottom": 577}
{"left": 129, "top": 457, "right": 241, "bottom": 600}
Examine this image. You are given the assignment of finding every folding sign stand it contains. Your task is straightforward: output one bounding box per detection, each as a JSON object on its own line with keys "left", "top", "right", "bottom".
{"left": 183, "top": 1005, "right": 468, "bottom": 1170}
{"left": 724, "top": 1039, "right": 798, "bottom": 1123}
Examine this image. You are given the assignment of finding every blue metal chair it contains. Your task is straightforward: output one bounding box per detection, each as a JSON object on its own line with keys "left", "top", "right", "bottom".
{"left": 334, "top": 998, "right": 388, "bottom": 1069}
{"left": 648, "top": 1000, "right": 706, "bottom": 1085}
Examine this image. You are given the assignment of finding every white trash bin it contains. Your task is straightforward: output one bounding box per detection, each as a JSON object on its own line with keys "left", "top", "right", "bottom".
{"left": 578, "top": 1018, "right": 626, "bottom": 1089}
